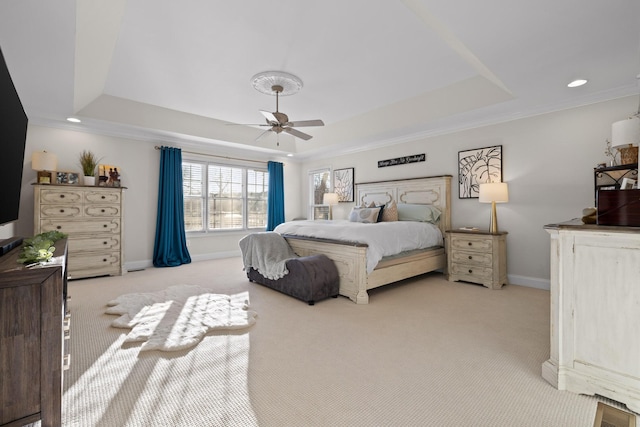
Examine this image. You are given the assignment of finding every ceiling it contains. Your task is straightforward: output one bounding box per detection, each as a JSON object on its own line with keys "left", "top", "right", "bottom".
{"left": 1, "top": 0, "right": 639, "bottom": 159}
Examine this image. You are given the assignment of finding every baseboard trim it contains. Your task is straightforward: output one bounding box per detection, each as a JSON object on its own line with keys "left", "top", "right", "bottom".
{"left": 508, "top": 274, "right": 550, "bottom": 290}
{"left": 124, "top": 250, "right": 241, "bottom": 273}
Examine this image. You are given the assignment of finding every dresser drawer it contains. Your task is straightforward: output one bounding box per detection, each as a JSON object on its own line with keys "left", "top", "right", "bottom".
{"left": 450, "top": 236, "right": 492, "bottom": 252}
{"left": 449, "top": 263, "right": 493, "bottom": 281}
{"left": 39, "top": 204, "right": 83, "bottom": 218}
{"left": 39, "top": 218, "right": 121, "bottom": 234}
{"left": 450, "top": 250, "right": 492, "bottom": 266}
{"left": 84, "top": 190, "right": 121, "bottom": 204}
{"left": 84, "top": 205, "right": 121, "bottom": 217}
{"left": 67, "top": 236, "right": 121, "bottom": 252}
{"left": 68, "top": 252, "right": 121, "bottom": 279}
{"left": 39, "top": 189, "right": 84, "bottom": 205}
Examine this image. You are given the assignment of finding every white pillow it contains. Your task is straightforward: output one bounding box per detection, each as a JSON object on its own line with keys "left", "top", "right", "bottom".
{"left": 348, "top": 207, "right": 381, "bottom": 223}
{"left": 396, "top": 204, "right": 441, "bottom": 223}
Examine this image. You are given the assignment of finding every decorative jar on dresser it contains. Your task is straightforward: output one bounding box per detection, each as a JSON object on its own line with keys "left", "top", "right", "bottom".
{"left": 445, "top": 229, "right": 507, "bottom": 289}
{"left": 34, "top": 183, "right": 125, "bottom": 279}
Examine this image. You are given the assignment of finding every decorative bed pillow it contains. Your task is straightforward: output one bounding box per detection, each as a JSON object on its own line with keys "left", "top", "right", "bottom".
{"left": 348, "top": 206, "right": 381, "bottom": 223}
{"left": 367, "top": 201, "right": 386, "bottom": 222}
{"left": 380, "top": 200, "right": 398, "bottom": 222}
{"left": 396, "top": 204, "right": 441, "bottom": 223}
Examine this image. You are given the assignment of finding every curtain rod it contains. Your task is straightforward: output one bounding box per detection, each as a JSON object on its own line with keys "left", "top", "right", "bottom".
{"left": 154, "top": 145, "right": 269, "bottom": 165}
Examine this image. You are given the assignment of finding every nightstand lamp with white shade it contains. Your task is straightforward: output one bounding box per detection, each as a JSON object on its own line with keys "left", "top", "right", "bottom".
{"left": 611, "top": 116, "right": 640, "bottom": 165}
{"left": 479, "top": 182, "right": 509, "bottom": 233}
{"left": 32, "top": 150, "right": 58, "bottom": 184}
{"left": 323, "top": 192, "right": 339, "bottom": 220}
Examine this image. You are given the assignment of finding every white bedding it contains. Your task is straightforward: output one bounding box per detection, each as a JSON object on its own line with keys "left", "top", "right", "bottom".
{"left": 274, "top": 220, "right": 443, "bottom": 274}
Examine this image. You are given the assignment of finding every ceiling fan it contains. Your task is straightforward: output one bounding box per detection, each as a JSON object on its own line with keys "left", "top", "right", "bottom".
{"left": 254, "top": 84, "right": 324, "bottom": 142}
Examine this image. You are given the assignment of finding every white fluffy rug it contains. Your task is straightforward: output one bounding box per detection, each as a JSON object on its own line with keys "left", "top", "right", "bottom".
{"left": 105, "top": 284, "right": 257, "bottom": 352}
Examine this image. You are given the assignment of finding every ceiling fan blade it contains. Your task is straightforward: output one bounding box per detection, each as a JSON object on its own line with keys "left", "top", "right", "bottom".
{"left": 259, "top": 110, "right": 279, "bottom": 124}
{"left": 288, "top": 119, "right": 324, "bottom": 127}
{"left": 284, "top": 127, "right": 313, "bottom": 141}
{"left": 255, "top": 128, "right": 272, "bottom": 142}
{"left": 226, "top": 123, "right": 271, "bottom": 126}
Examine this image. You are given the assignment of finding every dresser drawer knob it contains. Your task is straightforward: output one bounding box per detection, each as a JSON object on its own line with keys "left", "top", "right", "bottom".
{"left": 101, "top": 209, "right": 105, "bottom": 213}
{"left": 60, "top": 194, "right": 65, "bottom": 198}
{"left": 468, "top": 255, "right": 472, "bottom": 260}
{"left": 468, "top": 242, "right": 472, "bottom": 246}
{"left": 60, "top": 209, "right": 65, "bottom": 213}
{"left": 56, "top": 226, "right": 62, "bottom": 230}
{"left": 103, "top": 224, "right": 108, "bottom": 228}
{"left": 101, "top": 196, "right": 106, "bottom": 199}
{"left": 468, "top": 269, "right": 473, "bottom": 274}
{"left": 103, "top": 258, "right": 107, "bottom": 262}
{"left": 103, "top": 241, "right": 108, "bottom": 245}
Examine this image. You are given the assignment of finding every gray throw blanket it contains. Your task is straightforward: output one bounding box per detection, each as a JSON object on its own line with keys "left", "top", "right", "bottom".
{"left": 238, "top": 232, "right": 297, "bottom": 280}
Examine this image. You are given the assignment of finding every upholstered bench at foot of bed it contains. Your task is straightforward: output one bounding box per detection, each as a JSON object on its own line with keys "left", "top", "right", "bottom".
{"left": 247, "top": 254, "right": 339, "bottom": 305}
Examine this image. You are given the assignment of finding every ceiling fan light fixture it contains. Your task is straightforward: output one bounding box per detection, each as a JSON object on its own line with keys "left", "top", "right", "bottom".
{"left": 251, "top": 71, "right": 303, "bottom": 96}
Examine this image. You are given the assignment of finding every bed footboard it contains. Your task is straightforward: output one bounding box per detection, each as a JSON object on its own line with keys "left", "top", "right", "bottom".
{"left": 283, "top": 235, "right": 445, "bottom": 304}
{"left": 283, "top": 236, "right": 370, "bottom": 304}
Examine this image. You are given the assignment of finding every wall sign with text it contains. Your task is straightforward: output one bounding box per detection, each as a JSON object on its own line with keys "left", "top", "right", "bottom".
{"left": 377, "top": 153, "right": 426, "bottom": 168}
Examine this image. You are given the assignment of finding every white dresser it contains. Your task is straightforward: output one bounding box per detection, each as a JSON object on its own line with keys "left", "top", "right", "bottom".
{"left": 544, "top": 221, "right": 640, "bottom": 413}
{"left": 34, "top": 184, "right": 125, "bottom": 279}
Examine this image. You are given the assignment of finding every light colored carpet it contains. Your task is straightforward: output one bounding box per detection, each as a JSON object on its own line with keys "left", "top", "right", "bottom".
{"left": 105, "top": 284, "right": 257, "bottom": 352}
{"left": 60, "top": 257, "right": 630, "bottom": 426}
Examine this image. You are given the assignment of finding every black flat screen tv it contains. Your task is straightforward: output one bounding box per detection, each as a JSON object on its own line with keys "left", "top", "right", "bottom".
{"left": 0, "top": 46, "right": 28, "bottom": 227}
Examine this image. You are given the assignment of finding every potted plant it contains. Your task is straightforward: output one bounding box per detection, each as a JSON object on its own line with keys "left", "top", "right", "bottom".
{"left": 79, "top": 150, "right": 100, "bottom": 186}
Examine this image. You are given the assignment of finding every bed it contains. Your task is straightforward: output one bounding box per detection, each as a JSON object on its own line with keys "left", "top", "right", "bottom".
{"left": 276, "top": 176, "right": 452, "bottom": 304}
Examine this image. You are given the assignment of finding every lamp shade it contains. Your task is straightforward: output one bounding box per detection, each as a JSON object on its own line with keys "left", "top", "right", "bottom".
{"left": 611, "top": 117, "right": 640, "bottom": 148}
{"left": 31, "top": 151, "right": 58, "bottom": 171}
{"left": 479, "top": 182, "right": 509, "bottom": 203}
{"left": 323, "top": 192, "right": 339, "bottom": 205}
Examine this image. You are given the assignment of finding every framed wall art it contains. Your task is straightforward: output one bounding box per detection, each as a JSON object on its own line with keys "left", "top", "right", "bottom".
{"left": 333, "top": 167, "right": 354, "bottom": 202}
{"left": 458, "top": 145, "right": 502, "bottom": 199}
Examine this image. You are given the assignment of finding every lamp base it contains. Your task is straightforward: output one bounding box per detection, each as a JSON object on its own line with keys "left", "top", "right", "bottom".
{"left": 37, "top": 170, "right": 53, "bottom": 184}
{"left": 618, "top": 145, "right": 639, "bottom": 165}
{"left": 489, "top": 201, "right": 499, "bottom": 233}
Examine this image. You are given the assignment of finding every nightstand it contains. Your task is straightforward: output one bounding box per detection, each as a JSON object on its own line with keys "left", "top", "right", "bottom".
{"left": 445, "top": 229, "right": 507, "bottom": 289}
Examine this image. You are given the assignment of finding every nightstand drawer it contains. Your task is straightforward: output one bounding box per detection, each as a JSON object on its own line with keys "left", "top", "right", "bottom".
{"left": 451, "top": 251, "right": 492, "bottom": 266}
{"left": 450, "top": 236, "right": 492, "bottom": 252}
{"left": 449, "top": 263, "right": 493, "bottom": 281}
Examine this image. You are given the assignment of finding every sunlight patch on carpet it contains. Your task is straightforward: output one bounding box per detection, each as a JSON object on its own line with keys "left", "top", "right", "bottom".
{"left": 105, "top": 284, "right": 257, "bottom": 351}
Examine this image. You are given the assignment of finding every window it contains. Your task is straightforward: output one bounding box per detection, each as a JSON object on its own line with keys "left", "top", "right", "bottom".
{"left": 308, "top": 168, "right": 331, "bottom": 220}
{"left": 183, "top": 160, "right": 268, "bottom": 232}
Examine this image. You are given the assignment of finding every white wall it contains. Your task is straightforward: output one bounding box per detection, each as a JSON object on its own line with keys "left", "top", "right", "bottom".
{"left": 3, "top": 125, "right": 300, "bottom": 270}
{"left": 300, "top": 96, "right": 638, "bottom": 288}
{"left": 2, "top": 95, "right": 634, "bottom": 284}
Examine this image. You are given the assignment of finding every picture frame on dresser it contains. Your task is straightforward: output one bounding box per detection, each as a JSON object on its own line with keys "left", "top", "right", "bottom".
{"left": 55, "top": 171, "right": 80, "bottom": 185}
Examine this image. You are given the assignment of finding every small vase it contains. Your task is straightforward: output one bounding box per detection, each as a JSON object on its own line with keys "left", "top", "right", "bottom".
{"left": 84, "top": 176, "right": 96, "bottom": 186}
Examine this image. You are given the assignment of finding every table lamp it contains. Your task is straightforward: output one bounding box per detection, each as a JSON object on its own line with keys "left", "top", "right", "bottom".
{"left": 323, "top": 192, "right": 339, "bottom": 220}
{"left": 32, "top": 150, "right": 58, "bottom": 184}
{"left": 611, "top": 116, "right": 640, "bottom": 165}
{"left": 479, "top": 182, "right": 509, "bottom": 233}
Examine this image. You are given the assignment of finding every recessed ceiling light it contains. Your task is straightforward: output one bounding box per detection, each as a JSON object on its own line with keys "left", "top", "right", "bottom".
{"left": 567, "top": 79, "right": 588, "bottom": 88}
{"left": 287, "top": 153, "right": 293, "bottom": 157}
{"left": 66, "top": 117, "right": 81, "bottom": 123}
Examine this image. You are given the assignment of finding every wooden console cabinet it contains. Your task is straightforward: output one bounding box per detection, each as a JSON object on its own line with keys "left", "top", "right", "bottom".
{"left": 0, "top": 240, "right": 68, "bottom": 427}
{"left": 544, "top": 221, "right": 640, "bottom": 413}
{"left": 34, "top": 184, "right": 125, "bottom": 279}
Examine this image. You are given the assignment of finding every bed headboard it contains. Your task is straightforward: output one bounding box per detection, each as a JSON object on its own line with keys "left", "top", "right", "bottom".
{"left": 355, "top": 175, "right": 452, "bottom": 236}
